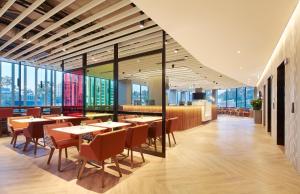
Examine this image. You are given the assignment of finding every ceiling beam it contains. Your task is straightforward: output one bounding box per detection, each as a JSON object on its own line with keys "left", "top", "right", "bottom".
{"left": 40, "top": 26, "right": 161, "bottom": 65}
{"left": 2, "top": 0, "right": 107, "bottom": 58}
{"left": 0, "top": 0, "right": 76, "bottom": 52}
{"left": 0, "top": 0, "right": 45, "bottom": 39}
{"left": 0, "top": 0, "right": 16, "bottom": 18}
{"left": 16, "top": 0, "right": 134, "bottom": 60}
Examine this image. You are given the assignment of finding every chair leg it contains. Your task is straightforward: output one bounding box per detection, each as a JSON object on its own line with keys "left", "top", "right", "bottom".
{"left": 13, "top": 135, "right": 18, "bottom": 148}
{"left": 58, "top": 148, "right": 62, "bottom": 171}
{"left": 154, "top": 138, "right": 157, "bottom": 151}
{"left": 167, "top": 133, "right": 171, "bottom": 147}
{"left": 23, "top": 138, "right": 30, "bottom": 152}
{"left": 65, "top": 148, "right": 68, "bottom": 158}
{"left": 113, "top": 156, "right": 122, "bottom": 177}
{"left": 127, "top": 148, "right": 129, "bottom": 156}
{"left": 10, "top": 135, "right": 15, "bottom": 144}
{"left": 34, "top": 138, "right": 39, "bottom": 155}
{"left": 47, "top": 148, "right": 55, "bottom": 164}
{"left": 130, "top": 148, "right": 133, "bottom": 168}
{"left": 171, "top": 132, "right": 176, "bottom": 144}
{"left": 101, "top": 161, "right": 105, "bottom": 188}
{"left": 140, "top": 147, "right": 145, "bottom": 163}
{"left": 43, "top": 137, "right": 46, "bottom": 147}
{"left": 77, "top": 159, "right": 87, "bottom": 179}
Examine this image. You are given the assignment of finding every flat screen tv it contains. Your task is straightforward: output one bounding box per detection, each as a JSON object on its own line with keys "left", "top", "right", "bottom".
{"left": 192, "top": 92, "right": 206, "bottom": 100}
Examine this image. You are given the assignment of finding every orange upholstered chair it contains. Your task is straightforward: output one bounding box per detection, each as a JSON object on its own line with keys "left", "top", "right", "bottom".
{"left": 0, "top": 108, "right": 13, "bottom": 136}
{"left": 43, "top": 122, "right": 79, "bottom": 171}
{"left": 78, "top": 129, "right": 127, "bottom": 188}
{"left": 125, "top": 124, "right": 149, "bottom": 168}
{"left": 23, "top": 120, "right": 55, "bottom": 155}
{"left": 26, "top": 107, "right": 41, "bottom": 118}
{"left": 8, "top": 116, "right": 32, "bottom": 148}
{"left": 148, "top": 120, "right": 162, "bottom": 151}
{"left": 166, "top": 117, "right": 178, "bottom": 147}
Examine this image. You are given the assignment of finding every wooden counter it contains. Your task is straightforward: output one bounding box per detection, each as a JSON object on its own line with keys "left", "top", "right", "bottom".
{"left": 122, "top": 105, "right": 203, "bottom": 131}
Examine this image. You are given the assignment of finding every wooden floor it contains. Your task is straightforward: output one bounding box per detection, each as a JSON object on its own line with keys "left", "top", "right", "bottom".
{"left": 1, "top": 116, "right": 300, "bottom": 194}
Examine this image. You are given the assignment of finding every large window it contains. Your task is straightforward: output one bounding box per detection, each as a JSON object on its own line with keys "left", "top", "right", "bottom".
{"left": 0, "top": 60, "right": 62, "bottom": 107}
{"left": 132, "top": 84, "right": 149, "bottom": 105}
{"left": 217, "top": 87, "right": 255, "bottom": 108}
{"left": 217, "top": 89, "right": 226, "bottom": 107}
{"left": 205, "top": 90, "right": 212, "bottom": 102}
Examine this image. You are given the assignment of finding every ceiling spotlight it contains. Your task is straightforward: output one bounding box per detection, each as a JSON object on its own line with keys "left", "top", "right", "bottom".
{"left": 139, "top": 69, "right": 141, "bottom": 72}
{"left": 165, "top": 40, "right": 168, "bottom": 45}
{"left": 174, "top": 49, "right": 179, "bottom": 53}
{"left": 237, "top": 50, "right": 241, "bottom": 54}
{"left": 139, "top": 21, "right": 145, "bottom": 28}
{"left": 184, "top": 56, "right": 188, "bottom": 60}
{"left": 122, "top": 72, "right": 125, "bottom": 74}
{"left": 199, "top": 66, "right": 203, "bottom": 69}
{"left": 239, "top": 66, "right": 243, "bottom": 70}
{"left": 219, "top": 75, "right": 222, "bottom": 77}
{"left": 172, "top": 64, "right": 175, "bottom": 68}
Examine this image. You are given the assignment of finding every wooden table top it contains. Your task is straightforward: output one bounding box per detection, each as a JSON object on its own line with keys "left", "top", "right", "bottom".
{"left": 13, "top": 118, "right": 50, "bottom": 123}
{"left": 52, "top": 125, "right": 107, "bottom": 135}
{"left": 88, "top": 121, "right": 131, "bottom": 128}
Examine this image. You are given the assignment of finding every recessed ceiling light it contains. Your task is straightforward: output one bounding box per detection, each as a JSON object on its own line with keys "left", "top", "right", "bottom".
{"left": 139, "top": 69, "right": 141, "bottom": 72}
{"left": 172, "top": 64, "right": 175, "bottom": 68}
{"left": 219, "top": 75, "right": 222, "bottom": 77}
{"left": 122, "top": 72, "right": 125, "bottom": 74}
{"left": 237, "top": 50, "right": 241, "bottom": 54}
{"left": 184, "top": 56, "right": 188, "bottom": 60}
{"left": 165, "top": 40, "right": 168, "bottom": 45}
{"left": 239, "top": 66, "right": 243, "bottom": 70}
{"left": 174, "top": 49, "right": 179, "bottom": 53}
{"left": 199, "top": 66, "right": 203, "bottom": 69}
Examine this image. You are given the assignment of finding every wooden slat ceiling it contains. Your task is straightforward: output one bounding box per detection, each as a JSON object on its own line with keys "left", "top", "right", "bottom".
{"left": 0, "top": 0, "right": 241, "bottom": 90}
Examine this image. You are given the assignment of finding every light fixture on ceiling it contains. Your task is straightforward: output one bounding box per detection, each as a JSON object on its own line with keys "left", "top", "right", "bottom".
{"left": 239, "top": 66, "right": 243, "bottom": 70}
{"left": 174, "top": 49, "right": 179, "bottom": 53}
{"left": 219, "top": 75, "right": 222, "bottom": 78}
{"left": 139, "top": 69, "right": 141, "bottom": 72}
{"left": 172, "top": 64, "right": 175, "bottom": 68}
{"left": 199, "top": 66, "right": 203, "bottom": 69}
{"left": 165, "top": 40, "right": 168, "bottom": 45}
{"left": 122, "top": 72, "right": 125, "bottom": 74}
{"left": 139, "top": 21, "right": 145, "bottom": 28}
{"left": 184, "top": 56, "right": 188, "bottom": 60}
{"left": 237, "top": 50, "right": 241, "bottom": 54}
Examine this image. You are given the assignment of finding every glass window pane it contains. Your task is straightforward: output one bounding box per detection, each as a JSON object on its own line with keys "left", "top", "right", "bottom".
{"left": 46, "top": 70, "right": 51, "bottom": 106}
{"left": 237, "top": 87, "right": 246, "bottom": 108}
{"left": 141, "top": 85, "right": 149, "bottom": 105}
{"left": 227, "top": 88, "right": 236, "bottom": 107}
{"left": 217, "top": 89, "right": 226, "bottom": 107}
{"left": 37, "top": 68, "right": 46, "bottom": 106}
{"left": 55, "top": 71, "right": 62, "bottom": 106}
{"left": 1, "top": 62, "right": 13, "bottom": 106}
{"left": 26, "top": 66, "right": 35, "bottom": 106}
{"left": 132, "top": 84, "right": 141, "bottom": 105}
{"left": 246, "top": 87, "right": 254, "bottom": 108}
{"left": 205, "top": 90, "right": 212, "bottom": 102}
{"left": 14, "top": 63, "right": 19, "bottom": 106}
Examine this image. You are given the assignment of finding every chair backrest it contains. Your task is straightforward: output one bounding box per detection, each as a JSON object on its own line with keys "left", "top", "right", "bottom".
{"left": 0, "top": 108, "right": 13, "bottom": 119}
{"left": 81, "top": 119, "right": 102, "bottom": 125}
{"left": 24, "top": 120, "right": 56, "bottom": 139}
{"left": 50, "top": 107, "right": 62, "bottom": 115}
{"left": 90, "top": 129, "right": 127, "bottom": 161}
{"left": 168, "top": 117, "right": 178, "bottom": 133}
{"left": 43, "top": 122, "right": 73, "bottom": 147}
{"left": 149, "top": 120, "right": 162, "bottom": 137}
{"left": 8, "top": 116, "right": 32, "bottom": 132}
{"left": 27, "top": 108, "right": 41, "bottom": 118}
{"left": 118, "top": 115, "right": 125, "bottom": 122}
{"left": 126, "top": 124, "right": 149, "bottom": 148}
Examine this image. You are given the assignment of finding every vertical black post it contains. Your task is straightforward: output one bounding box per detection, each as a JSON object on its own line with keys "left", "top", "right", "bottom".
{"left": 61, "top": 61, "right": 64, "bottom": 109}
{"left": 113, "top": 44, "right": 119, "bottom": 121}
{"left": 162, "top": 31, "right": 166, "bottom": 157}
{"left": 82, "top": 53, "right": 87, "bottom": 116}
{"left": 18, "top": 62, "right": 21, "bottom": 107}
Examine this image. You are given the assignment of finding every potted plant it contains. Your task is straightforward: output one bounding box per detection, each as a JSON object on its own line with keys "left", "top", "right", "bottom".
{"left": 251, "top": 98, "right": 262, "bottom": 124}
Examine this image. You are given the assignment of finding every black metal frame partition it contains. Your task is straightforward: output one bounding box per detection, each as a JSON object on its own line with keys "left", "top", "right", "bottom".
{"left": 61, "top": 31, "right": 167, "bottom": 158}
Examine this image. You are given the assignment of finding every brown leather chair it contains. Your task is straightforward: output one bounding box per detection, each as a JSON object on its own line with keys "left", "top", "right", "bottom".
{"left": 27, "top": 107, "right": 41, "bottom": 118}
{"left": 166, "top": 117, "right": 178, "bottom": 147}
{"left": 23, "top": 120, "right": 55, "bottom": 155}
{"left": 44, "top": 122, "right": 79, "bottom": 171}
{"left": 0, "top": 108, "right": 13, "bottom": 136}
{"left": 78, "top": 129, "right": 127, "bottom": 188}
{"left": 8, "top": 116, "right": 32, "bottom": 148}
{"left": 125, "top": 124, "right": 149, "bottom": 168}
{"left": 148, "top": 120, "right": 162, "bottom": 151}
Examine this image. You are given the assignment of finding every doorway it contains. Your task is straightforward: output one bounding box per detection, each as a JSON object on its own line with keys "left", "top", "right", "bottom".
{"left": 267, "top": 77, "right": 272, "bottom": 133}
{"left": 277, "top": 62, "right": 285, "bottom": 145}
{"left": 263, "top": 85, "right": 266, "bottom": 126}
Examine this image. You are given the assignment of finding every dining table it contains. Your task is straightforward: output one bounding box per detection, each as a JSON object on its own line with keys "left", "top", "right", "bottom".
{"left": 123, "top": 116, "right": 162, "bottom": 124}
{"left": 88, "top": 121, "right": 131, "bottom": 130}
{"left": 85, "top": 113, "right": 113, "bottom": 120}
{"left": 13, "top": 118, "right": 50, "bottom": 123}
{"left": 45, "top": 115, "right": 79, "bottom": 123}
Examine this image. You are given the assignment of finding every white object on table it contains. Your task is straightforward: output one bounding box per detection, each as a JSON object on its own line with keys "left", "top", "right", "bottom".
{"left": 123, "top": 116, "right": 162, "bottom": 123}
{"left": 13, "top": 118, "right": 50, "bottom": 123}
